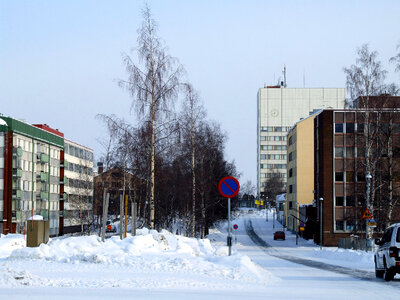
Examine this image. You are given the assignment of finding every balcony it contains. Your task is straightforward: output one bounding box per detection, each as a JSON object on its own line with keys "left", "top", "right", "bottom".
{"left": 36, "top": 172, "right": 49, "bottom": 182}
{"left": 37, "top": 153, "right": 49, "bottom": 164}
{"left": 40, "top": 210, "right": 49, "bottom": 219}
{"left": 12, "top": 147, "right": 23, "bottom": 157}
{"left": 36, "top": 191, "right": 48, "bottom": 201}
{"left": 12, "top": 189, "right": 22, "bottom": 199}
{"left": 12, "top": 169, "right": 22, "bottom": 178}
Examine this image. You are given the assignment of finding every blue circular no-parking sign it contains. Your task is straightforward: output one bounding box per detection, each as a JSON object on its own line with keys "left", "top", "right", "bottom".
{"left": 218, "top": 177, "right": 240, "bottom": 198}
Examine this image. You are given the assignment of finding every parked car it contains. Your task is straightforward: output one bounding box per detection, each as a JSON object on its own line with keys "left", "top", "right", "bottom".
{"left": 273, "top": 231, "right": 285, "bottom": 240}
{"left": 374, "top": 223, "right": 400, "bottom": 281}
{"left": 106, "top": 220, "right": 117, "bottom": 233}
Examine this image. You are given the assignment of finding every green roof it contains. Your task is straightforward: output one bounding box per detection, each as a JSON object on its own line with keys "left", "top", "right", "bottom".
{"left": 0, "top": 116, "right": 64, "bottom": 148}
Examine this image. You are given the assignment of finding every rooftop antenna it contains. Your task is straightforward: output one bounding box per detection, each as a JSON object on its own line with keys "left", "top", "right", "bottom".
{"left": 282, "top": 65, "right": 287, "bottom": 87}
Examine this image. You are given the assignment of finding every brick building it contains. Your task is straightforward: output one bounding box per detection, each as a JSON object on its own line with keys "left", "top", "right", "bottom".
{"left": 314, "top": 104, "right": 400, "bottom": 246}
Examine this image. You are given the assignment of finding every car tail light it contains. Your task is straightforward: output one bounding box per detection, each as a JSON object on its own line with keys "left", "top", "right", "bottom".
{"left": 389, "top": 247, "right": 398, "bottom": 258}
{"left": 396, "top": 262, "right": 400, "bottom": 266}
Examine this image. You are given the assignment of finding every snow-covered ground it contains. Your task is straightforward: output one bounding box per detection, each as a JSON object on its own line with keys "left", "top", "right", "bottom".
{"left": 0, "top": 209, "right": 399, "bottom": 299}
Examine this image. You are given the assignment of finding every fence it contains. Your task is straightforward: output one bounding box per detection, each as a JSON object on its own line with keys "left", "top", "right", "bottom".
{"left": 338, "top": 235, "right": 378, "bottom": 251}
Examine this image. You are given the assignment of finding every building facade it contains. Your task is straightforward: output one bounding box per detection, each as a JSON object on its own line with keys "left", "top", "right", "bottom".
{"left": 257, "top": 86, "right": 345, "bottom": 199}
{"left": 63, "top": 140, "right": 94, "bottom": 233}
{"left": 314, "top": 107, "right": 400, "bottom": 246}
{"left": 0, "top": 118, "right": 64, "bottom": 236}
{"left": 286, "top": 113, "right": 317, "bottom": 232}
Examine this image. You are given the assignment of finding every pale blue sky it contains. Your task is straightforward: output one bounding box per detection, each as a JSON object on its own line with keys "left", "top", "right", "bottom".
{"left": 1, "top": 0, "right": 399, "bottom": 185}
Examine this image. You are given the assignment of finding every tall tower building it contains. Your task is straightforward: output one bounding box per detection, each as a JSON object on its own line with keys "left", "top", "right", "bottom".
{"left": 257, "top": 86, "right": 345, "bottom": 199}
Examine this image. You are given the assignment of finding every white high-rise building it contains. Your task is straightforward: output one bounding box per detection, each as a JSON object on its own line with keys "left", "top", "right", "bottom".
{"left": 257, "top": 86, "right": 345, "bottom": 198}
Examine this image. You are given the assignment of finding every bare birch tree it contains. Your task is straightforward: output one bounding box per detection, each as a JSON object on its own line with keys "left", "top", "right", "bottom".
{"left": 119, "top": 5, "right": 183, "bottom": 229}
{"left": 343, "top": 44, "right": 387, "bottom": 242}
{"left": 181, "top": 83, "right": 206, "bottom": 237}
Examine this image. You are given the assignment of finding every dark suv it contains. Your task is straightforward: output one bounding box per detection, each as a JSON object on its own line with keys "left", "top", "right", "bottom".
{"left": 374, "top": 223, "right": 400, "bottom": 281}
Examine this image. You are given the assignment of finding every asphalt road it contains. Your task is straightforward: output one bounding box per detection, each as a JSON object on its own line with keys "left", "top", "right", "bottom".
{"left": 244, "top": 218, "right": 382, "bottom": 282}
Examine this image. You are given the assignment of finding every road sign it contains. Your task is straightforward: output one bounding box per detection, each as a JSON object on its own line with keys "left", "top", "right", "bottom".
{"left": 362, "top": 208, "right": 373, "bottom": 219}
{"left": 255, "top": 200, "right": 264, "bottom": 205}
{"left": 218, "top": 177, "right": 240, "bottom": 198}
{"left": 368, "top": 219, "right": 377, "bottom": 227}
{"left": 233, "top": 224, "right": 238, "bottom": 230}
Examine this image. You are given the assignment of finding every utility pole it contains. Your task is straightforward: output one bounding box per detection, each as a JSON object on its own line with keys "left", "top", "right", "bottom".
{"left": 366, "top": 173, "right": 372, "bottom": 251}
{"left": 132, "top": 202, "right": 137, "bottom": 236}
{"left": 119, "top": 194, "right": 123, "bottom": 240}
{"left": 124, "top": 194, "right": 128, "bottom": 238}
{"left": 319, "top": 197, "right": 323, "bottom": 250}
{"left": 101, "top": 191, "right": 109, "bottom": 242}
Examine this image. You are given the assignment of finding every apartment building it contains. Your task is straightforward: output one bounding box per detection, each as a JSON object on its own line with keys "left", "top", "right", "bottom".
{"left": 63, "top": 140, "right": 94, "bottom": 233}
{"left": 0, "top": 118, "right": 64, "bottom": 236}
{"left": 286, "top": 113, "right": 317, "bottom": 232}
{"left": 314, "top": 105, "right": 400, "bottom": 246}
{"left": 257, "top": 86, "right": 345, "bottom": 199}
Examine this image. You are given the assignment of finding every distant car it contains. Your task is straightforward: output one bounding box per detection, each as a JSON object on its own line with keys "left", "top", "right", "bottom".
{"left": 106, "top": 220, "right": 116, "bottom": 233}
{"left": 273, "top": 231, "right": 285, "bottom": 240}
{"left": 374, "top": 223, "right": 400, "bottom": 281}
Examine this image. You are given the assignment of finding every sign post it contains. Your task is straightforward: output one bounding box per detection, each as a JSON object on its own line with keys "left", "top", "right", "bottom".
{"left": 218, "top": 177, "right": 240, "bottom": 256}
{"left": 233, "top": 224, "right": 238, "bottom": 243}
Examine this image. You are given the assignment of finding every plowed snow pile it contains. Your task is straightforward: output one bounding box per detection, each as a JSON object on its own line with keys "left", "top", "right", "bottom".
{"left": 0, "top": 229, "right": 279, "bottom": 289}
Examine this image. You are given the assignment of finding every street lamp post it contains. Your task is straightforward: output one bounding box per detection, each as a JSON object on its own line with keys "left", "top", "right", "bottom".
{"left": 266, "top": 197, "right": 268, "bottom": 221}
{"left": 319, "top": 197, "right": 323, "bottom": 250}
{"left": 366, "top": 173, "right": 372, "bottom": 252}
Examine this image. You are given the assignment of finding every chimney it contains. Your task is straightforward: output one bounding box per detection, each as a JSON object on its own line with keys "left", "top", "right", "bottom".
{"left": 97, "top": 162, "right": 104, "bottom": 174}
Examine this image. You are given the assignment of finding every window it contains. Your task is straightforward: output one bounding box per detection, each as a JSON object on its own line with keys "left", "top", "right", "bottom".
{"left": 336, "top": 221, "right": 344, "bottom": 231}
{"left": 346, "top": 196, "right": 355, "bottom": 206}
{"left": 260, "top": 136, "right": 266, "bottom": 141}
{"left": 336, "top": 196, "right": 344, "bottom": 206}
{"left": 335, "top": 147, "right": 344, "bottom": 158}
{"left": 346, "top": 171, "right": 354, "bottom": 182}
{"left": 396, "top": 228, "right": 400, "bottom": 243}
{"left": 289, "top": 136, "right": 293, "bottom": 145}
{"left": 335, "top": 123, "right": 344, "bottom": 133}
{"left": 260, "top": 154, "right": 266, "bottom": 160}
{"left": 289, "top": 168, "right": 293, "bottom": 178}
{"left": 383, "top": 227, "right": 394, "bottom": 243}
{"left": 346, "top": 123, "right": 354, "bottom": 133}
{"left": 289, "top": 201, "right": 293, "bottom": 209}
{"left": 357, "top": 147, "right": 365, "bottom": 158}
{"left": 335, "top": 172, "right": 344, "bottom": 182}
{"left": 346, "top": 148, "right": 354, "bottom": 158}
{"left": 357, "top": 123, "right": 364, "bottom": 133}
{"left": 346, "top": 221, "right": 355, "bottom": 232}
{"left": 356, "top": 173, "right": 365, "bottom": 182}
{"left": 289, "top": 152, "right": 293, "bottom": 161}
{"left": 260, "top": 173, "right": 266, "bottom": 178}
{"left": 289, "top": 185, "right": 293, "bottom": 193}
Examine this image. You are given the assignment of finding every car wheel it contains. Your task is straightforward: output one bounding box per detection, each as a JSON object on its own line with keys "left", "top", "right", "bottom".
{"left": 383, "top": 258, "right": 394, "bottom": 281}
{"left": 375, "top": 259, "right": 383, "bottom": 278}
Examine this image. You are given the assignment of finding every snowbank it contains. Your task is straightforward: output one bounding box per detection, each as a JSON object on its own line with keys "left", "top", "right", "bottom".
{"left": 0, "top": 228, "right": 279, "bottom": 288}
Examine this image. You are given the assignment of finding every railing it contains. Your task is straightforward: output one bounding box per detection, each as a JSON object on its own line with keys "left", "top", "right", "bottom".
{"left": 338, "top": 236, "right": 378, "bottom": 251}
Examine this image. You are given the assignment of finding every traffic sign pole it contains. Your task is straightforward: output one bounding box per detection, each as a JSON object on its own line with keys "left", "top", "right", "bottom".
{"left": 228, "top": 197, "right": 231, "bottom": 256}
{"left": 218, "top": 177, "right": 240, "bottom": 257}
